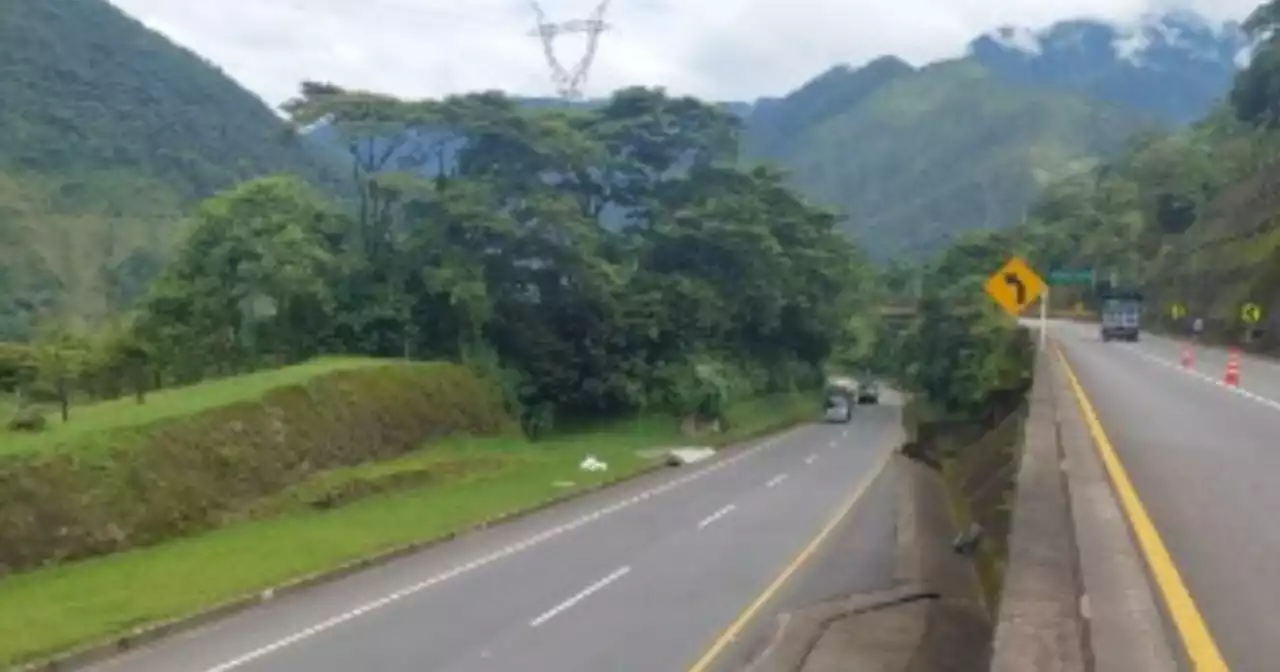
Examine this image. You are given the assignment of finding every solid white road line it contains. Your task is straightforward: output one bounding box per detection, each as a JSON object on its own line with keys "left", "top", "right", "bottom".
{"left": 529, "top": 566, "right": 632, "bottom": 628}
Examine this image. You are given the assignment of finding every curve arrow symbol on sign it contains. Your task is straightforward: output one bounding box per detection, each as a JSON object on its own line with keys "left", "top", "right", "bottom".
{"left": 1004, "top": 272, "right": 1026, "bottom": 306}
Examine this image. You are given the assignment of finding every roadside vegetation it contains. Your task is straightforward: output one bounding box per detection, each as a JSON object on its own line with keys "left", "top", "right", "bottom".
{"left": 881, "top": 220, "right": 1037, "bottom": 617}
{"left": 0, "top": 391, "right": 815, "bottom": 668}
{"left": 3, "top": 86, "right": 874, "bottom": 438}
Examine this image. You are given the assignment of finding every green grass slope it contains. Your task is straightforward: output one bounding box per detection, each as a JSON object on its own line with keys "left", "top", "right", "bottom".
{"left": 0, "top": 0, "right": 343, "bottom": 338}
{"left": 745, "top": 60, "right": 1163, "bottom": 258}
{"left": 0, "top": 358, "right": 512, "bottom": 574}
{"left": 0, "top": 356, "right": 385, "bottom": 457}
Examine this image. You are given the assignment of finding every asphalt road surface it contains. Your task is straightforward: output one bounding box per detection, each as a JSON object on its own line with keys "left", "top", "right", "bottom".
{"left": 1052, "top": 320, "right": 1280, "bottom": 672}
{"left": 83, "top": 399, "right": 904, "bottom": 672}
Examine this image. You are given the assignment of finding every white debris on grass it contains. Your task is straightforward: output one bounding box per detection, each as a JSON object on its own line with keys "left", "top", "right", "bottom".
{"left": 579, "top": 456, "right": 608, "bottom": 472}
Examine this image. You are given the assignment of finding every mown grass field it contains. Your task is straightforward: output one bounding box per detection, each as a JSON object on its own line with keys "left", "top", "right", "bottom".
{"left": 0, "top": 390, "right": 817, "bottom": 667}
{"left": 0, "top": 357, "right": 385, "bottom": 456}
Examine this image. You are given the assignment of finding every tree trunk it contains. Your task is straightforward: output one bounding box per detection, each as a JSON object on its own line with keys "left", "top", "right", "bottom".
{"left": 57, "top": 377, "right": 69, "bottom": 423}
{"left": 133, "top": 363, "right": 147, "bottom": 405}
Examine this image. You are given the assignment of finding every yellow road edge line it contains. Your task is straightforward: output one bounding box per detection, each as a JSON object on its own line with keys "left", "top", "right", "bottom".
{"left": 1053, "top": 344, "right": 1230, "bottom": 671}
{"left": 685, "top": 446, "right": 894, "bottom": 672}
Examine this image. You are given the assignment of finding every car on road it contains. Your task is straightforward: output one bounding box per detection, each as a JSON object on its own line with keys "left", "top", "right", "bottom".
{"left": 856, "top": 379, "right": 880, "bottom": 405}
{"left": 823, "top": 394, "right": 853, "bottom": 423}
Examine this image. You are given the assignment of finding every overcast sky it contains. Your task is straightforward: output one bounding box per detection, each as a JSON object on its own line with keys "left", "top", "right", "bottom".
{"left": 109, "top": 0, "right": 1261, "bottom": 107}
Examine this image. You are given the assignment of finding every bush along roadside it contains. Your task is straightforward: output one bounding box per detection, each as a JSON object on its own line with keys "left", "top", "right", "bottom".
{"left": 0, "top": 389, "right": 818, "bottom": 670}
{"left": 890, "top": 233, "right": 1037, "bottom": 613}
{"left": 0, "top": 360, "right": 511, "bottom": 575}
{"left": 899, "top": 328, "right": 1033, "bottom": 614}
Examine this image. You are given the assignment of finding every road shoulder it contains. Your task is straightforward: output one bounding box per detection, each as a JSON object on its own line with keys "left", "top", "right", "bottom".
{"left": 738, "top": 451, "right": 992, "bottom": 672}
{"left": 1052, "top": 344, "right": 1179, "bottom": 672}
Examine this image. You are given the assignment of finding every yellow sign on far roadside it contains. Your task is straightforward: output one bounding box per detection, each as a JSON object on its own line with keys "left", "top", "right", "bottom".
{"left": 984, "top": 256, "right": 1046, "bottom": 317}
{"left": 1171, "top": 303, "right": 1187, "bottom": 319}
{"left": 1242, "top": 302, "right": 1263, "bottom": 324}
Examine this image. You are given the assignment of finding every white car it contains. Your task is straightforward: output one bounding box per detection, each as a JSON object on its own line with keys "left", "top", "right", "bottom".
{"left": 824, "top": 396, "right": 853, "bottom": 423}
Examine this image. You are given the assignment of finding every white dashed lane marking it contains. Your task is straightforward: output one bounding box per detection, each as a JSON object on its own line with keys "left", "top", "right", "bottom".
{"left": 696, "top": 504, "right": 737, "bottom": 530}
{"left": 529, "top": 566, "right": 631, "bottom": 628}
{"left": 200, "top": 430, "right": 802, "bottom": 672}
{"left": 1119, "top": 345, "right": 1280, "bottom": 413}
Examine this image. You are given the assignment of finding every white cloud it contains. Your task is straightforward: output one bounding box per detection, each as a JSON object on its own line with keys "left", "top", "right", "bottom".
{"left": 108, "top": 0, "right": 1263, "bottom": 107}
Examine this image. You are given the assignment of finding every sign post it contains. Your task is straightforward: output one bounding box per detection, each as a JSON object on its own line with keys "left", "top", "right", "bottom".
{"left": 1242, "top": 303, "right": 1263, "bottom": 345}
{"left": 1041, "top": 286, "right": 1049, "bottom": 349}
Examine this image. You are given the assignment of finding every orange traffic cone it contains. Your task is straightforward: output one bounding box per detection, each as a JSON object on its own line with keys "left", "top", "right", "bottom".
{"left": 1181, "top": 344, "right": 1195, "bottom": 369}
{"left": 1223, "top": 348, "right": 1241, "bottom": 387}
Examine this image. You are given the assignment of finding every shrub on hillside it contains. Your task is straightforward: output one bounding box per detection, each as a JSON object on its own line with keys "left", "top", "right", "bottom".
{"left": 0, "top": 342, "right": 37, "bottom": 393}
{"left": 0, "top": 361, "right": 512, "bottom": 575}
{"left": 6, "top": 407, "right": 45, "bottom": 433}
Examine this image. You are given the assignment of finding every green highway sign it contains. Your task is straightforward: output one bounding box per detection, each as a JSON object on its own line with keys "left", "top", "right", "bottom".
{"left": 1048, "top": 269, "right": 1094, "bottom": 285}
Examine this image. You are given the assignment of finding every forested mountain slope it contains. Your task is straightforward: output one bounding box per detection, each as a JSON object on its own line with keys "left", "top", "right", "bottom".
{"left": 741, "top": 13, "right": 1244, "bottom": 259}
{"left": 0, "top": 0, "right": 342, "bottom": 339}
{"left": 945, "top": 1, "right": 1280, "bottom": 353}
{"left": 744, "top": 60, "right": 1161, "bottom": 258}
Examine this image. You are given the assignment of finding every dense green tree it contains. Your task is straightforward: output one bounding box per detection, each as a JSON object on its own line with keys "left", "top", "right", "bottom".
{"left": 119, "top": 87, "right": 875, "bottom": 433}
{"left": 134, "top": 177, "right": 345, "bottom": 381}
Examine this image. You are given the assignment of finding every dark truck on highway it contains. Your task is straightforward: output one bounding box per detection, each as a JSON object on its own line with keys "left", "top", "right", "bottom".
{"left": 1100, "top": 288, "right": 1143, "bottom": 342}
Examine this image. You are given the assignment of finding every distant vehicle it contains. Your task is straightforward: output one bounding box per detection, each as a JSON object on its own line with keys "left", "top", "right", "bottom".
{"left": 823, "top": 377, "right": 856, "bottom": 423}
{"left": 1100, "top": 289, "right": 1142, "bottom": 342}
{"left": 856, "top": 378, "right": 880, "bottom": 404}
{"left": 824, "top": 395, "right": 853, "bottom": 423}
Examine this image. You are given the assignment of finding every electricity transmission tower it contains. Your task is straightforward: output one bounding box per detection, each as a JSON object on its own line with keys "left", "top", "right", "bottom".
{"left": 527, "top": 1, "right": 612, "bottom": 101}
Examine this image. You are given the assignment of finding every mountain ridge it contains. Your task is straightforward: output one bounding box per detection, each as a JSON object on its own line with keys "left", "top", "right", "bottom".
{"left": 0, "top": 0, "right": 345, "bottom": 339}
{"left": 967, "top": 12, "right": 1248, "bottom": 123}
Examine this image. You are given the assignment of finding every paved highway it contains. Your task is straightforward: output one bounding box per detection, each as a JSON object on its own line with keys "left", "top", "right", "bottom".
{"left": 83, "top": 400, "right": 903, "bottom": 672}
{"left": 1052, "top": 320, "right": 1280, "bottom": 672}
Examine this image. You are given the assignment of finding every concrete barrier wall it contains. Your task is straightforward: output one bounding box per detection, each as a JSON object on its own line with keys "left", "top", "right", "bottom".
{"left": 990, "top": 334, "right": 1176, "bottom": 672}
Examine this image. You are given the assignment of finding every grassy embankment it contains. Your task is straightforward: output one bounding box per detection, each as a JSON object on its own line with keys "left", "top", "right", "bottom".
{"left": 0, "top": 357, "right": 381, "bottom": 457}
{"left": 0, "top": 358, "right": 817, "bottom": 667}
